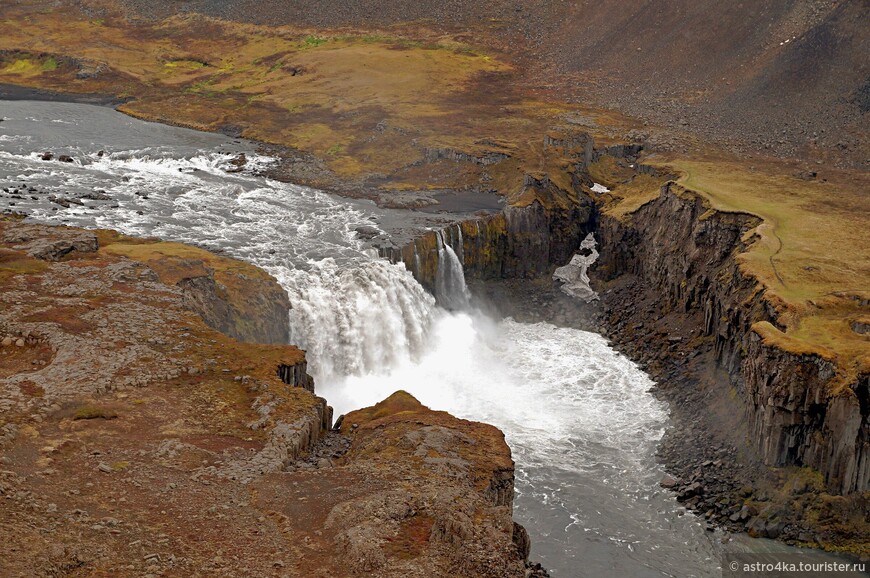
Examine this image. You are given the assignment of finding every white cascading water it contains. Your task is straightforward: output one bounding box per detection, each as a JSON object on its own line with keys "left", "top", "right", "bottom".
{"left": 0, "top": 100, "right": 725, "bottom": 577}
{"left": 434, "top": 229, "right": 471, "bottom": 310}
{"left": 454, "top": 224, "right": 464, "bottom": 263}
{"left": 281, "top": 260, "right": 435, "bottom": 377}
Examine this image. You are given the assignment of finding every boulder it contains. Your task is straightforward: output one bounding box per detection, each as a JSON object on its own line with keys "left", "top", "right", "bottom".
{"left": 659, "top": 474, "right": 680, "bottom": 489}
{"left": 16, "top": 232, "right": 98, "bottom": 261}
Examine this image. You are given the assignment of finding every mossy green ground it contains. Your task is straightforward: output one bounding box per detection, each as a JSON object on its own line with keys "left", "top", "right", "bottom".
{"left": 592, "top": 154, "right": 869, "bottom": 388}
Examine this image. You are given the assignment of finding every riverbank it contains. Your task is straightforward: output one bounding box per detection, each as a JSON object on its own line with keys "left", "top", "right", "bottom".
{"left": 1, "top": 2, "right": 867, "bottom": 556}
{"left": 0, "top": 82, "right": 128, "bottom": 106}
{"left": 0, "top": 216, "right": 533, "bottom": 576}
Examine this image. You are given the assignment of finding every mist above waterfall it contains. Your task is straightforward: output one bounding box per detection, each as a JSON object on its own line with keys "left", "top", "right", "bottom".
{"left": 0, "top": 99, "right": 722, "bottom": 578}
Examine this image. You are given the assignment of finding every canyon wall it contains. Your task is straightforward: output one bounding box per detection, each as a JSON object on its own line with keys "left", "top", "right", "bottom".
{"left": 381, "top": 176, "right": 596, "bottom": 293}
{"left": 390, "top": 155, "right": 868, "bottom": 499}
{"left": 594, "top": 182, "right": 868, "bottom": 495}
{"left": 744, "top": 333, "right": 869, "bottom": 494}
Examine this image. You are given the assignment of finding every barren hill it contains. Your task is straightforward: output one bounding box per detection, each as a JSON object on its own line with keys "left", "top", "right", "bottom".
{"left": 111, "top": 0, "right": 870, "bottom": 166}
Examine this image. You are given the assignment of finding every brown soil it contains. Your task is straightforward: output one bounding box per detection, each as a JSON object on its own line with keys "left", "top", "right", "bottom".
{"left": 98, "top": 0, "right": 870, "bottom": 169}
{"left": 0, "top": 219, "right": 527, "bottom": 577}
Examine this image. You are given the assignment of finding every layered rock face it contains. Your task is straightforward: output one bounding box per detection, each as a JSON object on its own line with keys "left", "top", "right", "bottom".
{"left": 0, "top": 218, "right": 528, "bottom": 576}
{"left": 594, "top": 182, "right": 868, "bottom": 496}
{"left": 381, "top": 176, "right": 596, "bottom": 293}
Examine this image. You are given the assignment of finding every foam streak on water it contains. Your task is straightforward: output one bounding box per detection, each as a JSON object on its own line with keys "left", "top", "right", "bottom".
{"left": 0, "top": 100, "right": 720, "bottom": 577}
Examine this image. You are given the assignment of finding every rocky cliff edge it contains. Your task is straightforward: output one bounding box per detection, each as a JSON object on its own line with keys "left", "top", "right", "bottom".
{"left": 0, "top": 217, "right": 526, "bottom": 577}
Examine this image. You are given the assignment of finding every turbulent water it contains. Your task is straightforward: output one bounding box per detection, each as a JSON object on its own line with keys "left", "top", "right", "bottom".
{"left": 1, "top": 100, "right": 725, "bottom": 576}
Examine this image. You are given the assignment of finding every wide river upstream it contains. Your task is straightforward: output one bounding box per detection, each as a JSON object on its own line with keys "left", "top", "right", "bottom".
{"left": 0, "top": 99, "right": 766, "bottom": 576}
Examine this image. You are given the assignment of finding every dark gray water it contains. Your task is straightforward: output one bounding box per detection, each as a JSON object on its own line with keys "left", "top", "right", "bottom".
{"left": 1, "top": 100, "right": 848, "bottom": 577}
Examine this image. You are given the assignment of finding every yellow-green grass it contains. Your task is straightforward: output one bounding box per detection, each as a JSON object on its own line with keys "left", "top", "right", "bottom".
{"left": 2, "top": 1, "right": 864, "bottom": 387}
{"left": 642, "top": 157, "right": 869, "bottom": 384}
{"left": 0, "top": 250, "right": 50, "bottom": 281}
{"left": 101, "top": 240, "right": 274, "bottom": 285}
{"left": 587, "top": 156, "right": 668, "bottom": 217}
{"left": 0, "top": 5, "right": 634, "bottom": 194}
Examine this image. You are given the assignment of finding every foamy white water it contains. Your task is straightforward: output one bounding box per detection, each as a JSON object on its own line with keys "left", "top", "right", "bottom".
{"left": 0, "top": 100, "right": 723, "bottom": 576}
{"left": 326, "top": 313, "right": 719, "bottom": 576}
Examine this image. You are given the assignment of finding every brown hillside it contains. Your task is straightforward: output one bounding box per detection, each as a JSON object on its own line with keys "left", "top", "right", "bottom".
{"left": 107, "top": 0, "right": 869, "bottom": 166}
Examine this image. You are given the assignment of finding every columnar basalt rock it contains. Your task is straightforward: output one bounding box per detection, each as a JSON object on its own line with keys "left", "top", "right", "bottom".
{"left": 277, "top": 360, "right": 316, "bottom": 392}
{"left": 383, "top": 181, "right": 595, "bottom": 290}
{"left": 594, "top": 182, "right": 869, "bottom": 496}
{"left": 744, "top": 332, "right": 869, "bottom": 494}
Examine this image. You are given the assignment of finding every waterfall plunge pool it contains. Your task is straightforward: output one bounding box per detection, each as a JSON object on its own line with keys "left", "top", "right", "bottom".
{"left": 1, "top": 99, "right": 734, "bottom": 576}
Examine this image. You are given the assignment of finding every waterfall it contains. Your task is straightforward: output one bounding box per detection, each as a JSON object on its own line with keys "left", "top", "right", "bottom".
{"left": 435, "top": 230, "right": 471, "bottom": 310}
{"left": 0, "top": 100, "right": 727, "bottom": 578}
{"left": 0, "top": 103, "right": 439, "bottom": 384}
{"left": 414, "top": 243, "right": 422, "bottom": 278}
{"left": 280, "top": 259, "right": 436, "bottom": 381}
{"left": 454, "top": 224, "right": 464, "bottom": 264}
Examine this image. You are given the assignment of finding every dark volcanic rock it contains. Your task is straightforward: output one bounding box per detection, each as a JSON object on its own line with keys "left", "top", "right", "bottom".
{"left": 177, "top": 268, "right": 292, "bottom": 345}
{"left": 592, "top": 180, "right": 869, "bottom": 549}
{"left": 3, "top": 223, "right": 98, "bottom": 260}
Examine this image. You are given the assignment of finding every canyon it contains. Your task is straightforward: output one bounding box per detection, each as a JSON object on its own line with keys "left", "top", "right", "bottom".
{"left": 385, "top": 146, "right": 869, "bottom": 552}
{"left": 0, "top": 0, "right": 868, "bottom": 573}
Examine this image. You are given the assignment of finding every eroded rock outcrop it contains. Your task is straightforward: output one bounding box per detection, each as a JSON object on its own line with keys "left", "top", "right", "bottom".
{"left": 335, "top": 391, "right": 528, "bottom": 577}
{"left": 178, "top": 271, "right": 290, "bottom": 343}
{"left": 744, "top": 326, "right": 869, "bottom": 495}
{"left": 101, "top": 240, "right": 292, "bottom": 345}
{"left": 0, "top": 218, "right": 529, "bottom": 575}
{"left": 2, "top": 222, "right": 98, "bottom": 261}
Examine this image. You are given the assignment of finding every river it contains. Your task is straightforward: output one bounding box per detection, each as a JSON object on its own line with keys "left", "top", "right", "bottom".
{"left": 1, "top": 99, "right": 733, "bottom": 576}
